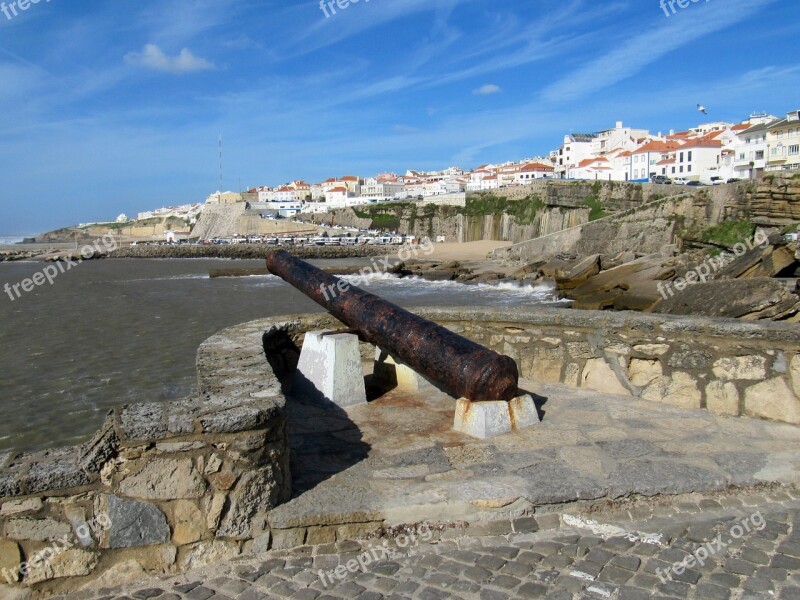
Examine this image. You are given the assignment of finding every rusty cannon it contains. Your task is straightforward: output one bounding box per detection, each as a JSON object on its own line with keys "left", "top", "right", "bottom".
{"left": 266, "top": 250, "right": 519, "bottom": 401}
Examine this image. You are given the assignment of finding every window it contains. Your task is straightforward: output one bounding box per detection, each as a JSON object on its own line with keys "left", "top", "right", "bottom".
{"left": 680, "top": 166, "right": 684, "bottom": 173}
{"left": 679, "top": 152, "right": 684, "bottom": 163}
{"left": 688, "top": 151, "right": 693, "bottom": 162}
{"left": 790, "top": 145, "right": 799, "bottom": 156}
{"left": 739, "top": 153, "right": 746, "bottom": 160}
{"left": 672, "top": 167, "right": 676, "bottom": 174}
{"left": 688, "top": 166, "right": 692, "bottom": 172}
{"left": 746, "top": 138, "right": 751, "bottom": 144}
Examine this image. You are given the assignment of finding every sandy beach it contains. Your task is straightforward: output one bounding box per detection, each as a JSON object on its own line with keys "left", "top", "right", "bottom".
{"left": 425, "top": 240, "right": 512, "bottom": 261}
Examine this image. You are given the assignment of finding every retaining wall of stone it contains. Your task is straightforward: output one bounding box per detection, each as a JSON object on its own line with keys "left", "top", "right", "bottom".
{"left": 2, "top": 307, "right": 799, "bottom": 595}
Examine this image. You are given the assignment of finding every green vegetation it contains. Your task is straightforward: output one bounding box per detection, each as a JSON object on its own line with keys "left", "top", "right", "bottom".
{"left": 583, "top": 196, "right": 609, "bottom": 221}
{"left": 699, "top": 219, "right": 757, "bottom": 247}
{"left": 462, "top": 193, "right": 545, "bottom": 225}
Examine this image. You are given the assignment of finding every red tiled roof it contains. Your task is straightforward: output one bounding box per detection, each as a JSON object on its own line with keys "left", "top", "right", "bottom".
{"left": 635, "top": 140, "right": 682, "bottom": 153}
{"left": 328, "top": 187, "right": 348, "bottom": 193}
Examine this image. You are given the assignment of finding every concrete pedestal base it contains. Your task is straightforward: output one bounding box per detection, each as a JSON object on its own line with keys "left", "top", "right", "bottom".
{"left": 295, "top": 331, "right": 367, "bottom": 408}
{"left": 373, "top": 348, "right": 436, "bottom": 393}
{"left": 454, "top": 395, "right": 540, "bottom": 439}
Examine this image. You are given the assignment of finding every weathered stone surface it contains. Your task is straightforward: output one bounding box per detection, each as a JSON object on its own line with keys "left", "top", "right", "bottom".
{"left": 78, "top": 559, "right": 147, "bottom": 591}
{"left": 744, "top": 378, "right": 800, "bottom": 424}
{"left": 713, "top": 356, "right": 767, "bottom": 380}
{"left": 271, "top": 528, "right": 306, "bottom": 549}
{"left": 582, "top": 358, "right": 630, "bottom": 396}
{"left": 120, "top": 402, "right": 167, "bottom": 441}
{"left": 78, "top": 413, "right": 119, "bottom": 474}
{"left": 642, "top": 372, "right": 702, "bottom": 409}
{"left": 4, "top": 517, "right": 71, "bottom": 542}
{"left": 791, "top": 354, "right": 800, "bottom": 398}
{"left": 0, "top": 498, "right": 42, "bottom": 517}
{"left": 25, "top": 549, "right": 98, "bottom": 584}
{"left": 654, "top": 278, "right": 800, "bottom": 320}
{"left": 218, "top": 468, "right": 280, "bottom": 538}
{"left": 0, "top": 472, "right": 21, "bottom": 498}
{"left": 23, "top": 456, "right": 91, "bottom": 494}
{"left": 0, "top": 539, "right": 22, "bottom": 581}
{"left": 628, "top": 359, "right": 663, "bottom": 388}
{"left": 454, "top": 399, "right": 512, "bottom": 439}
{"left": 200, "top": 405, "right": 272, "bottom": 434}
{"left": 609, "top": 460, "right": 726, "bottom": 497}
{"left": 517, "top": 462, "right": 605, "bottom": 504}
{"left": 295, "top": 332, "right": 367, "bottom": 408}
{"left": 180, "top": 540, "right": 240, "bottom": 570}
{"left": 509, "top": 395, "right": 541, "bottom": 432}
{"left": 633, "top": 343, "right": 670, "bottom": 356}
{"left": 119, "top": 459, "right": 206, "bottom": 500}
{"left": 105, "top": 495, "right": 170, "bottom": 549}
{"left": 706, "top": 381, "right": 740, "bottom": 416}
{"left": 206, "top": 493, "right": 226, "bottom": 531}
{"left": 171, "top": 500, "right": 205, "bottom": 545}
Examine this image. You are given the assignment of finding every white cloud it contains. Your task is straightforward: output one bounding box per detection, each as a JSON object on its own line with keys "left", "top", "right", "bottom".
{"left": 473, "top": 84, "right": 502, "bottom": 95}
{"left": 125, "top": 44, "right": 214, "bottom": 74}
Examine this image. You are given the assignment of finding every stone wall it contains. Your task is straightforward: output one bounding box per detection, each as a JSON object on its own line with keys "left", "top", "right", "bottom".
{"left": 0, "top": 320, "right": 292, "bottom": 595}
{"left": 2, "top": 307, "right": 799, "bottom": 594}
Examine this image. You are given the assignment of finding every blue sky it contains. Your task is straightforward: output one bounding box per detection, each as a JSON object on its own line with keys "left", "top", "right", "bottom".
{"left": 0, "top": 0, "right": 798, "bottom": 234}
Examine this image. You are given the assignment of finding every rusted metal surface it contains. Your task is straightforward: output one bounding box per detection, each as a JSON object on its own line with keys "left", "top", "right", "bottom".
{"left": 266, "top": 250, "right": 519, "bottom": 401}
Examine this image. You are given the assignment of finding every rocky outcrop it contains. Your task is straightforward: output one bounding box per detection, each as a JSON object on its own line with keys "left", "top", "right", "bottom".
{"left": 654, "top": 278, "right": 800, "bottom": 320}
{"left": 747, "top": 173, "right": 800, "bottom": 225}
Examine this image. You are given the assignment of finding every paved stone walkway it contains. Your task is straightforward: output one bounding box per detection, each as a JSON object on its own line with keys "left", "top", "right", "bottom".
{"left": 75, "top": 491, "right": 800, "bottom": 600}
{"left": 271, "top": 379, "right": 800, "bottom": 531}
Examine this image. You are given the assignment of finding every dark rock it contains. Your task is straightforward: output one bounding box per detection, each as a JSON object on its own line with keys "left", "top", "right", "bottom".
{"left": 105, "top": 494, "right": 170, "bottom": 548}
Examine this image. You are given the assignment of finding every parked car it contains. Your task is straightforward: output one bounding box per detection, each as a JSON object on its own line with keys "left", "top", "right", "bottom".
{"left": 686, "top": 181, "right": 704, "bottom": 187}
{"left": 708, "top": 177, "right": 724, "bottom": 186}
{"left": 673, "top": 177, "right": 689, "bottom": 185}
{"left": 727, "top": 178, "right": 742, "bottom": 183}
{"left": 651, "top": 175, "right": 672, "bottom": 184}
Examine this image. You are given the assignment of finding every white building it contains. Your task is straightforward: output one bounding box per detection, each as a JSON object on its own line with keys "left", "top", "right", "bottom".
{"left": 766, "top": 109, "right": 800, "bottom": 173}
{"left": 733, "top": 120, "right": 773, "bottom": 179}
{"left": 555, "top": 133, "right": 598, "bottom": 178}
{"left": 325, "top": 187, "right": 356, "bottom": 207}
{"left": 515, "top": 162, "right": 555, "bottom": 184}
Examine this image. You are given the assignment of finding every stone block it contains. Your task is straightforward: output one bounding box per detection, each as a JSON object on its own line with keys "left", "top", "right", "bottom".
{"left": 119, "top": 458, "right": 206, "bottom": 500}
{"left": 373, "top": 348, "right": 436, "bottom": 393}
{"left": 25, "top": 549, "right": 98, "bottom": 584}
{"left": 629, "top": 358, "right": 663, "bottom": 388}
{"left": 713, "top": 356, "right": 767, "bottom": 381}
{"left": 582, "top": 358, "right": 631, "bottom": 396}
{"left": 179, "top": 540, "right": 240, "bottom": 570}
{"left": 744, "top": 378, "right": 800, "bottom": 424}
{"left": 171, "top": 500, "right": 205, "bottom": 545}
{"left": 218, "top": 468, "right": 281, "bottom": 538}
{"left": 295, "top": 331, "right": 367, "bottom": 408}
{"left": 271, "top": 528, "right": 307, "bottom": 549}
{"left": 642, "top": 372, "right": 702, "bottom": 409}
{"left": 454, "top": 396, "right": 539, "bottom": 439}
{"left": 200, "top": 405, "right": 273, "bottom": 434}
{"left": 120, "top": 402, "right": 167, "bottom": 442}
{"left": 0, "top": 498, "right": 42, "bottom": 517}
{"left": 706, "top": 381, "right": 740, "bottom": 416}
{"left": 4, "top": 517, "right": 71, "bottom": 542}
{"left": 23, "top": 456, "right": 91, "bottom": 494}
{"left": 509, "top": 395, "right": 541, "bottom": 431}
{"left": 104, "top": 495, "right": 170, "bottom": 549}
{"left": 0, "top": 539, "right": 21, "bottom": 582}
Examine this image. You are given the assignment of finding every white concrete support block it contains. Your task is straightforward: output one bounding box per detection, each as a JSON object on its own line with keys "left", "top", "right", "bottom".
{"left": 373, "top": 348, "right": 436, "bottom": 393}
{"left": 295, "top": 330, "right": 367, "bottom": 408}
{"left": 454, "top": 395, "right": 540, "bottom": 439}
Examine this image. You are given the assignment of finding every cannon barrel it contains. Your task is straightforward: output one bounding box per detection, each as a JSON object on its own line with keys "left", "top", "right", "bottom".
{"left": 266, "top": 250, "right": 519, "bottom": 401}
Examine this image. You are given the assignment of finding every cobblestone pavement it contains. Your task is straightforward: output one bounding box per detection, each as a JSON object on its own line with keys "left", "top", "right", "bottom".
{"left": 75, "top": 491, "right": 800, "bottom": 600}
